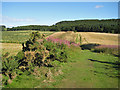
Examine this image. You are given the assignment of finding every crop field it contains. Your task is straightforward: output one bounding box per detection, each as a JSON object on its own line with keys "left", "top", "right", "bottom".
{"left": 0, "top": 43, "right": 22, "bottom": 56}
{"left": 0, "top": 31, "right": 54, "bottom": 43}
{"left": 0, "top": 31, "right": 54, "bottom": 56}
{"left": 78, "top": 32, "right": 118, "bottom": 45}
{"left": 1, "top": 31, "right": 119, "bottom": 88}
{"left": 48, "top": 31, "right": 119, "bottom": 45}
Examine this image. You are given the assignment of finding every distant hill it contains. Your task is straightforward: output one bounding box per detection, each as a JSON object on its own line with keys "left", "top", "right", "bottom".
{"left": 6, "top": 19, "right": 120, "bottom": 34}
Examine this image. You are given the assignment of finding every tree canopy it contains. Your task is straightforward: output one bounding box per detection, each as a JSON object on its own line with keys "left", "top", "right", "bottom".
{"left": 4, "top": 19, "right": 120, "bottom": 34}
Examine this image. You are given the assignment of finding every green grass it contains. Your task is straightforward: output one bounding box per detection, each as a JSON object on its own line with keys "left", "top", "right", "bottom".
{"left": 52, "top": 47, "right": 118, "bottom": 88}
{"left": 4, "top": 73, "right": 45, "bottom": 88}
{"left": 1, "top": 31, "right": 119, "bottom": 88}
{"left": 3, "top": 46, "right": 118, "bottom": 88}
{"left": 0, "top": 31, "right": 54, "bottom": 44}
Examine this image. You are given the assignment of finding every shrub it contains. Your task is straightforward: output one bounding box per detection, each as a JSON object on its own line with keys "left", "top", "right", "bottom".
{"left": 16, "top": 51, "right": 25, "bottom": 61}
{"left": 2, "top": 53, "right": 19, "bottom": 85}
{"left": 44, "top": 41, "right": 68, "bottom": 62}
{"left": 2, "top": 31, "right": 70, "bottom": 86}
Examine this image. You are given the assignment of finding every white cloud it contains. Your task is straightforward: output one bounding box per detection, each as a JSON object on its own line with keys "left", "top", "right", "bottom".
{"left": 95, "top": 5, "right": 104, "bottom": 8}
{"left": 2, "top": 16, "right": 36, "bottom": 23}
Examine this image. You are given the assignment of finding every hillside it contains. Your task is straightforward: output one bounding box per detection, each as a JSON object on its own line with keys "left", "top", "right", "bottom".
{"left": 5, "top": 19, "right": 120, "bottom": 34}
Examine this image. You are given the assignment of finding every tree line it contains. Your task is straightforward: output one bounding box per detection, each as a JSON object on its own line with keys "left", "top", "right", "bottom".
{"left": 1, "top": 19, "right": 120, "bottom": 34}
{"left": 0, "top": 25, "right": 7, "bottom": 31}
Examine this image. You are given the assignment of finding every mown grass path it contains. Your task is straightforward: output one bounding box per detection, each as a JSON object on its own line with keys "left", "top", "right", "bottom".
{"left": 54, "top": 47, "right": 118, "bottom": 88}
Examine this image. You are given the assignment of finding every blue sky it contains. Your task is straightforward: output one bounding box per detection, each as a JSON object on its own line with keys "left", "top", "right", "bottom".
{"left": 1, "top": 2, "right": 118, "bottom": 27}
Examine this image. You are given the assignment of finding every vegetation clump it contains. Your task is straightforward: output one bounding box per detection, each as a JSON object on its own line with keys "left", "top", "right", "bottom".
{"left": 92, "top": 45, "right": 120, "bottom": 57}
{"left": 1, "top": 32, "right": 70, "bottom": 86}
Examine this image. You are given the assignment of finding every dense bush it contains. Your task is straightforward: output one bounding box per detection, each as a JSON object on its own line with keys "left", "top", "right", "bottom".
{"left": 44, "top": 41, "right": 68, "bottom": 62}
{"left": 2, "top": 53, "right": 19, "bottom": 85}
{"left": 1, "top": 31, "right": 69, "bottom": 86}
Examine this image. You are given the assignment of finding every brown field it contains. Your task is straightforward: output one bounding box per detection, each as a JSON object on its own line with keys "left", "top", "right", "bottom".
{"left": 0, "top": 43, "right": 22, "bottom": 56}
{"left": 78, "top": 32, "right": 118, "bottom": 45}
{"left": 48, "top": 32, "right": 119, "bottom": 45}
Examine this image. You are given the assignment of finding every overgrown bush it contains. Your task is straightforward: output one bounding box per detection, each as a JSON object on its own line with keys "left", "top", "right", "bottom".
{"left": 2, "top": 53, "right": 19, "bottom": 85}
{"left": 2, "top": 31, "right": 69, "bottom": 86}
{"left": 44, "top": 41, "right": 68, "bottom": 62}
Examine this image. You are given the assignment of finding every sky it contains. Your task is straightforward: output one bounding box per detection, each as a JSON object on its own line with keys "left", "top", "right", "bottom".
{"left": 1, "top": 2, "right": 119, "bottom": 27}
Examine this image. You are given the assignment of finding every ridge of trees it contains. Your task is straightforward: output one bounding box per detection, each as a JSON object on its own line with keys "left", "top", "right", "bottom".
{"left": 1, "top": 19, "right": 120, "bottom": 34}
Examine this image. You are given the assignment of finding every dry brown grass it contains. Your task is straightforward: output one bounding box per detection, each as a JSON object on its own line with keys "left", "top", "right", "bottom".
{"left": 48, "top": 32, "right": 119, "bottom": 45}
{"left": 46, "top": 32, "right": 66, "bottom": 38}
{"left": 77, "top": 32, "right": 119, "bottom": 45}
{"left": 0, "top": 43, "right": 22, "bottom": 56}
{"left": 47, "top": 31, "right": 77, "bottom": 43}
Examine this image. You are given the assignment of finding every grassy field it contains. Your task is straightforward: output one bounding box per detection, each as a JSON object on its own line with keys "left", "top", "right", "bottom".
{"left": 0, "top": 31, "right": 54, "bottom": 43}
{"left": 1, "top": 31, "right": 119, "bottom": 88}
{"left": 0, "top": 30, "right": 54, "bottom": 56}
{"left": 5, "top": 46, "right": 118, "bottom": 88}
{"left": 0, "top": 43, "right": 22, "bottom": 56}
{"left": 57, "top": 48, "right": 118, "bottom": 88}
{"left": 49, "top": 47, "right": 118, "bottom": 88}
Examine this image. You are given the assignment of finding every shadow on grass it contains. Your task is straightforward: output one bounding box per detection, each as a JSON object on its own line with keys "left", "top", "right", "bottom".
{"left": 80, "top": 43, "right": 100, "bottom": 50}
{"left": 92, "top": 70, "right": 118, "bottom": 78}
{"left": 81, "top": 44, "right": 120, "bottom": 57}
{"left": 88, "top": 59, "right": 120, "bottom": 65}
{"left": 88, "top": 59, "right": 119, "bottom": 78}
{"left": 113, "top": 54, "right": 120, "bottom": 57}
